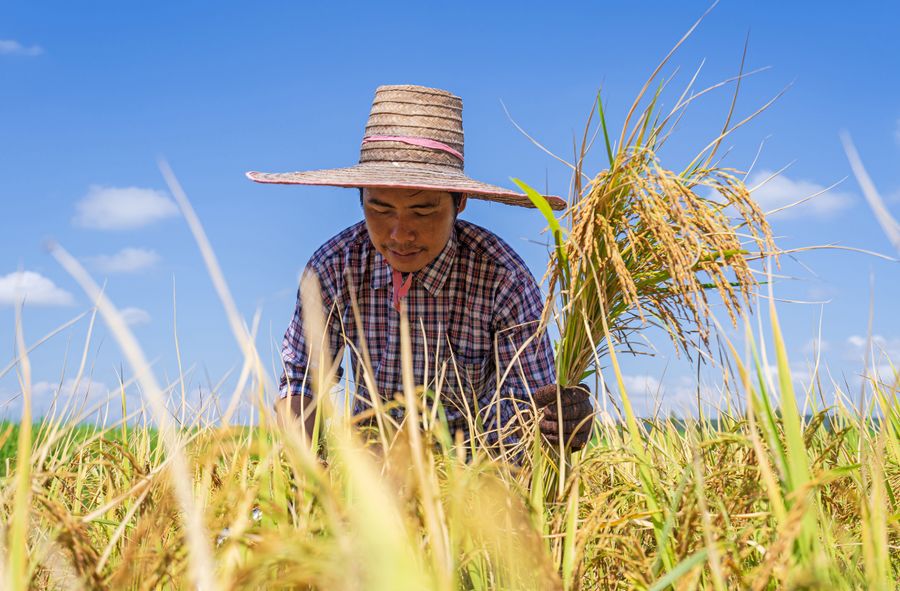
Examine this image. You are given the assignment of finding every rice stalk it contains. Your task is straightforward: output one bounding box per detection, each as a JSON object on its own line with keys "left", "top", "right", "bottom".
{"left": 513, "top": 13, "right": 776, "bottom": 397}
{"left": 48, "top": 244, "right": 218, "bottom": 591}
{"left": 5, "top": 304, "right": 33, "bottom": 591}
{"left": 517, "top": 137, "right": 774, "bottom": 390}
{"left": 509, "top": 18, "right": 781, "bottom": 588}
{"left": 1, "top": 256, "right": 898, "bottom": 589}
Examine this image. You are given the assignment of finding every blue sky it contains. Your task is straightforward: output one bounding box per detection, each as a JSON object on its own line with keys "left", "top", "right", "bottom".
{"left": 2, "top": 1, "right": 899, "bottom": 420}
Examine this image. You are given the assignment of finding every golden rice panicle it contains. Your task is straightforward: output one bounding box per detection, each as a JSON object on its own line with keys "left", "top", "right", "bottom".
{"left": 555, "top": 143, "right": 775, "bottom": 384}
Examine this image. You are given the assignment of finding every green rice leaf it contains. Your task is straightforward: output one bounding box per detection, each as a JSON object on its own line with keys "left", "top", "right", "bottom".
{"left": 512, "top": 178, "right": 565, "bottom": 238}
{"left": 512, "top": 178, "right": 569, "bottom": 276}
{"left": 647, "top": 548, "right": 710, "bottom": 591}
{"left": 597, "top": 91, "right": 615, "bottom": 166}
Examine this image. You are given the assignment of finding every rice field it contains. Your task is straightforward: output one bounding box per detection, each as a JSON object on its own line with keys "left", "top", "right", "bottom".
{"left": 2, "top": 306, "right": 898, "bottom": 590}
{"left": 3, "top": 15, "right": 899, "bottom": 591}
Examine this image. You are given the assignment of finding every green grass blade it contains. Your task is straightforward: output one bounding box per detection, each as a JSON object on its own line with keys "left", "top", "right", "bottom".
{"left": 647, "top": 548, "right": 710, "bottom": 591}
{"left": 768, "top": 294, "right": 818, "bottom": 562}
{"left": 512, "top": 177, "right": 571, "bottom": 289}
{"left": 512, "top": 178, "right": 564, "bottom": 236}
{"left": 596, "top": 91, "right": 615, "bottom": 166}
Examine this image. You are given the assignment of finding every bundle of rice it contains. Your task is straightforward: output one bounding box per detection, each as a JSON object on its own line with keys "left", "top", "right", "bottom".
{"left": 515, "top": 35, "right": 776, "bottom": 402}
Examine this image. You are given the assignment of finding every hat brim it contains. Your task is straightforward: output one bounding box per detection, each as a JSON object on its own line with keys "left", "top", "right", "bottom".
{"left": 246, "top": 162, "right": 566, "bottom": 211}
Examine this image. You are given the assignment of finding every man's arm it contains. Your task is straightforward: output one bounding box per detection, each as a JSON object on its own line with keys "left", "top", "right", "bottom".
{"left": 489, "top": 271, "right": 557, "bottom": 443}
{"left": 491, "top": 272, "right": 593, "bottom": 450}
{"left": 275, "top": 394, "right": 318, "bottom": 439}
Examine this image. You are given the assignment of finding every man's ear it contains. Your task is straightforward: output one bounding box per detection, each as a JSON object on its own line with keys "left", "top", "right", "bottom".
{"left": 457, "top": 194, "right": 468, "bottom": 214}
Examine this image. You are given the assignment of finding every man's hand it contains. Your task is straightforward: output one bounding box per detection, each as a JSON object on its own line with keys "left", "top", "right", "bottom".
{"left": 533, "top": 384, "right": 594, "bottom": 451}
{"left": 275, "top": 394, "right": 318, "bottom": 442}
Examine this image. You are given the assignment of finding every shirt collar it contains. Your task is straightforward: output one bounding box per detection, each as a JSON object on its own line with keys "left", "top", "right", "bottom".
{"left": 369, "top": 225, "right": 458, "bottom": 297}
{"left": 415, "top": 225, "right": 457, "bottom": 296}
{"left": 371, "top": 248, "right": 392, "bottom": 291}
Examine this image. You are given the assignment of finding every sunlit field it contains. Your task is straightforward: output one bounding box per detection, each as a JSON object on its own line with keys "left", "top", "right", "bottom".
{"left": 3, "top": 15, "right": 899, "bottom": 591}
{"left": 3, "top": 304, "right": 898, "bottom": 589}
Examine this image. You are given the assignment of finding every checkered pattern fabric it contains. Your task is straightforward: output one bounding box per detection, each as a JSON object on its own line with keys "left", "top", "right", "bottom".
{"left": 279, "top": 219, "right": 555, "bottom": 443}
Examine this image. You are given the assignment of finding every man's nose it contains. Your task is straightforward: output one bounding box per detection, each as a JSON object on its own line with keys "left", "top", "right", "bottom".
{"left": 390, "top": 217, "right": 416, "bottom": 243}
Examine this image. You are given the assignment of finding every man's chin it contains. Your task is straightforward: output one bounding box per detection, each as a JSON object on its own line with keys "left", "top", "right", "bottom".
{"left": 386, "top": 250, "right": 428, "bottom": 272}
{"left": 389, "top": 260, "right": 424, "bottom": 273}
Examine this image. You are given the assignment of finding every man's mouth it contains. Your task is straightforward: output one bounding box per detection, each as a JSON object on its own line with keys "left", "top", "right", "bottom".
{"left": 389, "top": 248, "right": 422, "bottom": 258}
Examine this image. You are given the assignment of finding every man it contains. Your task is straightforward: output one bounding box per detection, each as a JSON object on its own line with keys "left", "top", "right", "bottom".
{"left": 248, "top": 84, "right": 592, "bottom": 452}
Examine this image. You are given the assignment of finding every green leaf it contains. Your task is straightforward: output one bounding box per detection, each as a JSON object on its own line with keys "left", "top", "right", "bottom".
{"left": 512, "top": 178, "right": 564, "bottom": 237}
{"left": 512, "top": 178, "right": 569, "bottom": 273}
{"left": 647, "top": 548, "right": 710, "bottom": 591}
{"left": 635, "top": 82, "right": 664, "bottom": 149}
{"left": 769, "top": 295, "right": 817, "bottom": 559}
{"left": 597, "top": 91, "right": 615, "bottom": 166}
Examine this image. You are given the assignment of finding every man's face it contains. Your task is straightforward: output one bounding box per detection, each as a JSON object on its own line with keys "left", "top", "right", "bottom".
{"left": 363, "top": 187, "right": 467, "bottom": 273}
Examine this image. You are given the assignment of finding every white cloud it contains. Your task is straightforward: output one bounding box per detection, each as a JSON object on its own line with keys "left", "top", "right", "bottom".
{"left": 762, "top": 362, "right": 814, "bottom": 392}
{"left": 847, "top": 335, "right": 867, "bottom": 349}
{"left": 1, "top": 378, "right": 112, "bottom": 420}
{"left": 0, "top": 39, "right": 43, "bottom": 56}
{"left": 802, "top": 337, "right": 831, "bottom": 355}
{"left": 613, "top": 374, "right": 714, "bottom": 417}
{"left": 873, "top": 363, "right": 898, "bottom": 384}
{"left": 841, "top": 334, "right": 900, "bottom": 392}
{"left": 120, "top": 307, "right": 151, "bottom": 326}
{"left": 86, "top": 247, "right": 160, "bottom": 273}
{"left": 747, "top": 170, "right": 853, "bottom": 219}
{"left": 620, "top": 374, "right": 663, "bottom": 396}
{"left": 31, "top": 378, "right": 110, "bottom": 401}
{"left": 1, "top": 372, "right": 234, "bottom": 423}
{"left": 0, "top": 271, "right": 74, "bottom": 307}
{"left": 845, "top": 334, "right": 900, "bottom": 361}
{"left": 73, "top": 185, "right": 179, "bottom": 230}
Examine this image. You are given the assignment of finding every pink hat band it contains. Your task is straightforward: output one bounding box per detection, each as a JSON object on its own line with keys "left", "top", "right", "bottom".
{"left": 362, "top": 135, "right": 464, "bottom": 163}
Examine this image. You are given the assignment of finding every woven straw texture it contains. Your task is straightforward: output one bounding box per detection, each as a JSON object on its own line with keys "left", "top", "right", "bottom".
{"left": 247, "top": 84, "right": 565, "bottom": 211}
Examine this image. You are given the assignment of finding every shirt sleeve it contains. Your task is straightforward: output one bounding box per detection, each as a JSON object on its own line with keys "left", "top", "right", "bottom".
{"left": 487, "top": 270, "right": 556, "bottom": 430}
{"left": 279, "top": 261, "right": 346, "bottom": 399}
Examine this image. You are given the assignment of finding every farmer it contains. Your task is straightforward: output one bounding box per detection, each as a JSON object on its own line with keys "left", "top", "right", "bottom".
{"left": 248, "top": 84, "right": 592, "bottom": 451}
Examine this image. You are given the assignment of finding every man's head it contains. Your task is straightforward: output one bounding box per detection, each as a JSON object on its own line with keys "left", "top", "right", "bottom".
{"left": 361, "top": 187, "right": 467, "bottom": 273}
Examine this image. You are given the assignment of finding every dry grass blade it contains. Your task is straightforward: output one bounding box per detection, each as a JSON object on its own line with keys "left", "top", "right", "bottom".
{"left": 5, "top": 303, "right": 33, "bottom": 591}
{"left": 841, "top": 132, "right": 900, "bottom": 254}
{"left": 159, "top": 159, "right": 273, "bottom": 425}
{"left": 48, "top": 244, "right": 218, "bottom": 591}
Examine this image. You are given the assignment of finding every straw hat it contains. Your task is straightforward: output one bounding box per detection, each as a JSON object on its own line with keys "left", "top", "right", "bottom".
{"left": 246, "top": 84, "right": 566, "bottom": 211}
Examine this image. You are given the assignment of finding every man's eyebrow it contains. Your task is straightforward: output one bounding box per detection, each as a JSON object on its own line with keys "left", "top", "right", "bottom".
{"left": 366, "top": 197, "right": 396, "bottom": 208}
{"left": 367, "top": 198, "right": 439, "bottom": 209}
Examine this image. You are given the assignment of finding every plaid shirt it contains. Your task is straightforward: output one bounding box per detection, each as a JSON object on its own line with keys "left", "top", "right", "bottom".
{"left": 279, "top": 219, "right": 555, "bottom": 442}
